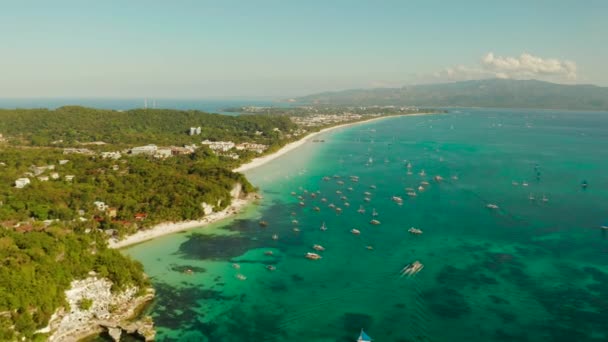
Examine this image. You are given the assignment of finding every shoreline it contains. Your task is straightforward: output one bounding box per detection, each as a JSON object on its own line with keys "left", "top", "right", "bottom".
{"left": 110, "top": 112, "right": 438, "bottom": 249}
{"left": 233, "top": 112, "right": 437, "bottom": 173}
{"left": 108, "top": 197, "right": 255, "bottom": 249}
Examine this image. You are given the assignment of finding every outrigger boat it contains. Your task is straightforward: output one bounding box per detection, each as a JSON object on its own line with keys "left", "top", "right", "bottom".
{"left": 486, "top": 203, "right": 499, "bottom": 209}
{"left": 401, "top": 261, "right": 424, "bottom": 277}
{"left": 357, "top": 205, "right": 365, "bottom": 214}
{"left": 408, "top": 227, "right": 423, "bottom": 235}
{"left": 312, "top": 244, "right": 325, "bottom": 251}
{"left": 305, "top": 252, "right": 322, "bottom": 260}
{"left": 357, "top": 329, "right": 372, "bottom": 342}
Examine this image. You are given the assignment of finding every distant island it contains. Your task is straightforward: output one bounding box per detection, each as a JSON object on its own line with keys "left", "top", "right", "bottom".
{"left": 296, "top": 79, "right": 608, "bottom": 111}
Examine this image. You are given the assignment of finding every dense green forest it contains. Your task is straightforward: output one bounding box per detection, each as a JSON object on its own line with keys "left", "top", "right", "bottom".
{"left": 0, "top": 107, "right": 293, "bottom": 339}
{"left": 0, "top": 227, "right": 147, "bottom": 340}
{"left": 0, "top": 106, "right": 297, "bottom": 148}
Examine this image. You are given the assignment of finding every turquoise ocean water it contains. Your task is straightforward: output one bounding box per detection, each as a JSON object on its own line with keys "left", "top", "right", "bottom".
{"left": 124, "top": 108, "right": 608, "bottom": 342}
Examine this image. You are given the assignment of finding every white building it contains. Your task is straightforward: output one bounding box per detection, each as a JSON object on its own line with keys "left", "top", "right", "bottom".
{"left": 50, "top": 172, "right": 60, "bottom": 180}
{"left": 65, "top": 175, "right": 75, "bottom": 182}
{"left": 189, "top": 127, "right": 202, "bottom": 135}
{"left": 155, "top": 148, "right": 173, "bottom": 159}
{"left": 131, "top": 144, "right": 157, "bottom": 155}
{"left": 38, "top": 176, "right": 49, "bottom": 181}
{"left": 15, "top": 178, "right": 31, "bottom": 188}
{"left": 59, "top": 159, "right": 70, "bottom": 165}
{"left": 201, "top": 140, "right": 235, "bottom": 152}
{"left": 94, "top": 201, "right": 108, "bottom": 211}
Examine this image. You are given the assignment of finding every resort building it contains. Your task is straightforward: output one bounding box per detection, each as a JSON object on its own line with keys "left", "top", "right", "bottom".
{"left": 155, "top": 148, "right": 173, "bottom": 159}
{"left": 65, "top": 175, "right": 75, "bottom": 182}
{"left": 130, "top": 144, "right": 158, "bottom": 155}
{"left": 236, "top": 142, "right": 268, "bottom": 154}
{"left": 37, "top": 176, "right": 49, "bottom": 182}
{"left": 50, "top": 172, "right": 60, "bottom": 180}
{"left": 201, "top": 140, "right": 235, "bottom": 152}
{"left": 14, "top": 178, "right": 31, "bottom": 188}
{"left": 189, "top": 127, "right": 202, "bottom": 135}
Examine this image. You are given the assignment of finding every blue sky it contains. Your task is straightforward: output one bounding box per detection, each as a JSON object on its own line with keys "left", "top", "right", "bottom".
{"left": 1, "top": 0, "right": 606, "bottom": 98}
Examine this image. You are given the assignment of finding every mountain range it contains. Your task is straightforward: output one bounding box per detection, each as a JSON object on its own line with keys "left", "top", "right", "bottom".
{"left": 295, "top": 79, "right": 608, "bottom": 111}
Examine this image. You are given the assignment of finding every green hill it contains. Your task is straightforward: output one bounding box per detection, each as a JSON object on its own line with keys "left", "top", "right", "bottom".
{"left": 296, "top": 79, "right": 608, "bottom": 111}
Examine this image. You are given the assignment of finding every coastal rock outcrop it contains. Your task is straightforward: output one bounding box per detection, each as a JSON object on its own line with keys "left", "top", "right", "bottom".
{"left": 42, "top": 276, "right": 155, "bottom": 341}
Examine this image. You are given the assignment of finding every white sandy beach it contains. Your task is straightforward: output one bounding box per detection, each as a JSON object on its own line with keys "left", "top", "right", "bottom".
{"left": 233, "top": 113, "right": 435, "bottom": 173}
{"left": 110, "top": 113, "right": 436, "bottom": 249}
{"left": 108, "top": 198, "right": 252, "bottom": 249}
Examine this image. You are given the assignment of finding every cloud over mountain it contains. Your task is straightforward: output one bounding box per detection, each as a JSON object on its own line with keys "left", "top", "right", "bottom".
{"left": 434, "top": 52, "right": 577, "bottom": 82}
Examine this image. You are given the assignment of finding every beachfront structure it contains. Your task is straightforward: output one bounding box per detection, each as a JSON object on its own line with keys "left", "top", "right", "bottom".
{"left": 15, "top": 178, "right": 31, "bottom": 188}
{"left": 201, "top": 140, "right": 235, "bottom": 152}
{"left": 130, "top": 144, "right": 158, "bottom": 155}
{"left": 101, "top": 151, "right": 122, "bottom": 160}
{"left": 37, "top": 176, "right": 49, "bottom": 182}
{"left": 189, "top": 127, "right": 202, "bottom": 135}
{"left": 236, "top": 142, "right": 268, "bottom": 154}
{"left": 65, "top": 175, "right": 75, "bottom": 182}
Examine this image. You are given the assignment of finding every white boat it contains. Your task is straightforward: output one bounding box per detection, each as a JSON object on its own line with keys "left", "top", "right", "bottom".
{"left": 542, "top": 195, "right": 549, "bottom": 202}
{"left": 293, "top": 227, "right": 300, "bottom": 232}
{"left": 522, "top": 181, "right": 529, "bottom": 187}
{"left": 312, "top": 244, "right": 325, "bottom": 251}
{"left": 266, "top": 265, "right": 276, "bottom": 271}
{"left": 357, "top": 206, "right": 365, "bottom": 214}
{"left": 370, "top": 185, "right": 377, "bottom": 189}
{"left": 305, "top": 252, "right": 322, "bottom": 260}
{"left": 357, "top": 329, "right": 372, "bottom": 342}
{"left": 401, "top": 261, "right": 424, "bottom": 277}
{"left": 232, "top": 263, "right": 240, "bottom": 269}
{"left": 370, "top": 219, "right": 381, "bottom": 225}
{"left": 407, "top": 191, "right": 417, "bottom": 197}
{"left": 420, "top": 181, "right": 430, "bottom": 186}
{"left": 236, "top": 273, "right": 247, "bottom": 280}
{"left": 351, "top": 228, "right": 361, "bottom": 235}
{"left": 392, "top": 196, "right": 403, "bottom": 203}
{"left": 529, "top": 194, "right": 535, "bottom": 200}
{"left": 364, "top": 191, "right": 372, "bottom": 196}
{"left": 417, "top": 186, "right": 424, "bottom": 192}
{"left": 320, "top": 222, "right": 328, "bottom": 231}
{"left": 272, "top": 234, "right": 278, "bottom": 240}
{"left": 419, "top": 170, "right": 426, "bottom": 176}
{"left": 434, "top": 175, "right": 443, "bottom": 182}
{"left": 486, "top": 204, "right": 499, "bottom": 209}
{"left": 372, "top": 208, "right": 378, "bottom": 217}
{"left": 292, "top": 219, "right": 298, "bottom": 224}
{"left": 408, "top": 227, "right": 423, "bottom": 235}
{"left": 364, "top": 197, "right": 371, "bottom": 202}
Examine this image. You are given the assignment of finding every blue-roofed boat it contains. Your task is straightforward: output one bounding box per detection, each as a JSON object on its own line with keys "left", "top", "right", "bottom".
{"left": 357, "top": 329, "right": 372, "bottom": 342}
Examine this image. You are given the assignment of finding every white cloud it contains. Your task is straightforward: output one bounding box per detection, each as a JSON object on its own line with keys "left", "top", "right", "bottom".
{"left": 432, "top": 52, "right": 577, "bottom": 83}
{"left": 481, "top": 52, "right": 577, "bottom": 79}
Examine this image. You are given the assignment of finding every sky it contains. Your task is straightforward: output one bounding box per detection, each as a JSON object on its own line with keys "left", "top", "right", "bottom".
{"left": 1, "top": 0, "right": 607, "bottom": 98}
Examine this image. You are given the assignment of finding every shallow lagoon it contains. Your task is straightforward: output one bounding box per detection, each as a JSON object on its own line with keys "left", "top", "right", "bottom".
{"left": 125, "top": 108, "right": 608, "bottom": 341}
